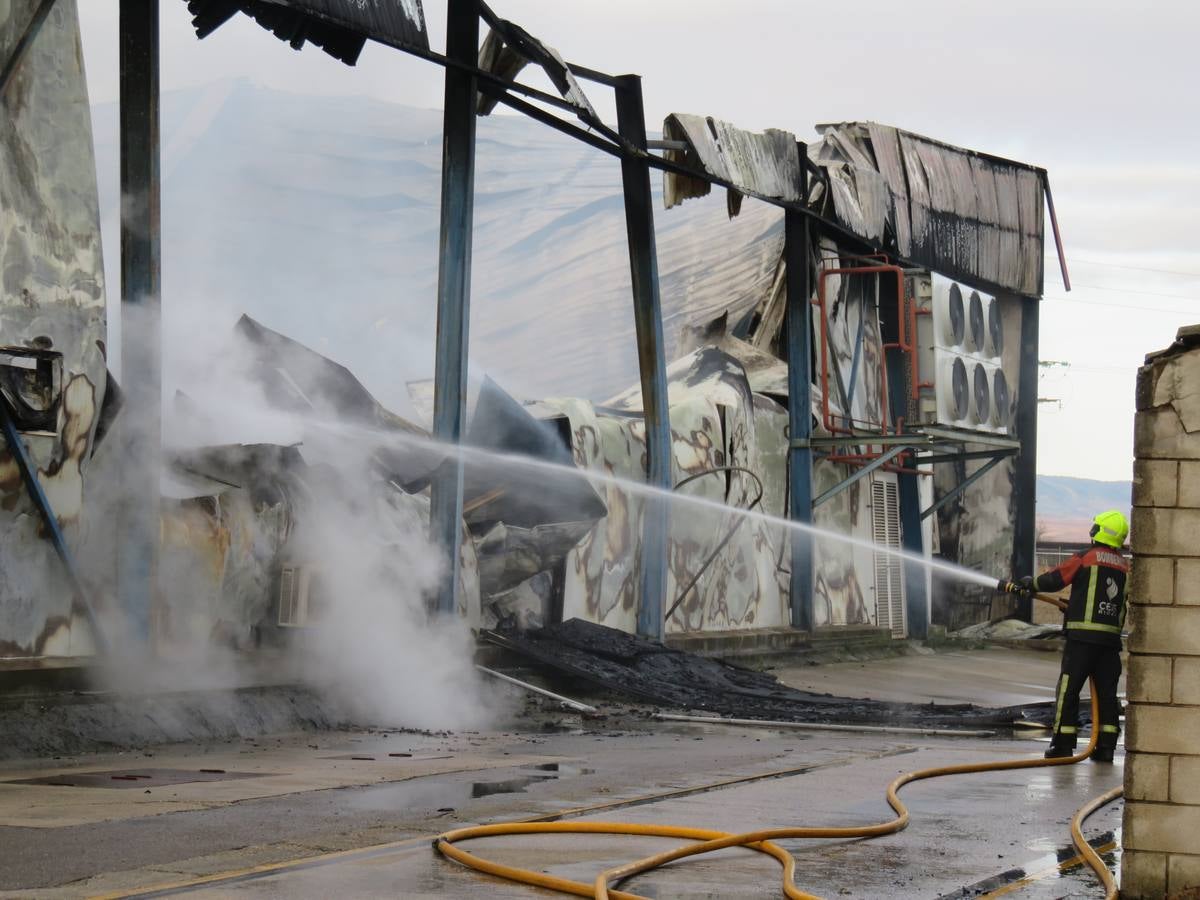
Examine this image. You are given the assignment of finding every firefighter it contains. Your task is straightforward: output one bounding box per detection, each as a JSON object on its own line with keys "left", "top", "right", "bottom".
{"left": 1000, "top": 510, "right": 1130, "bottom": 762}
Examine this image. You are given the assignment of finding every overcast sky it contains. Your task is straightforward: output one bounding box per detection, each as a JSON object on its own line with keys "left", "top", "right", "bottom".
{"left": 77, "top": 2, "right": 1200, "bottom": 482}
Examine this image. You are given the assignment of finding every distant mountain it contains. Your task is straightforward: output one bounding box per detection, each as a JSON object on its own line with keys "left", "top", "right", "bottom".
{"left": 1036, "top": 475, "right": 1131, "bottom": 542}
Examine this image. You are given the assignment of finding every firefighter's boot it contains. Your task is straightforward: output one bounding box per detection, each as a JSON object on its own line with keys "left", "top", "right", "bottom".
{"left": 1044, "top": 741, "right": 1076, "bottom": 760}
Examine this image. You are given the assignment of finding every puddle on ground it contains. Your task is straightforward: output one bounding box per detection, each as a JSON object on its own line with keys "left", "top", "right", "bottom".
{"left": 342, "top": 762, "right": 595, "bottom": 812}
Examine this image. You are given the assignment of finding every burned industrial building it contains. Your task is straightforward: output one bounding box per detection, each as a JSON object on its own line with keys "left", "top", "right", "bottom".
{"left": 0, "top": 1, "right": 1164, "bottom": 899}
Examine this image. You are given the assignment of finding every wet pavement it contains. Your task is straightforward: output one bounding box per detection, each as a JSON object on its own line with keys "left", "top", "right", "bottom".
{"left": 0, "top": 649, "right": 1124, "bottom": 899}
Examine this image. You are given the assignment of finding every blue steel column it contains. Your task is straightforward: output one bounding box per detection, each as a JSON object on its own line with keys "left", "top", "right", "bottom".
{"left": 881, "top": 273, "right": 928, "bottom": 637}
{"left": 1011, "top": 294, "right": 1040, "bottom": 621}
{"left": 614, "top": 75, "right": 670, "bottom": 642}
{"left": 118, "top": 0, "right": 161, "bottom": 643}
{"left": 429, "top": 0, "right": 479, "bottom": 616}
{"left": 898, "top": 472, "right": 927, "bottom": 638}
{"left": 785, "top": 145, "right": 814, "bottom": 632}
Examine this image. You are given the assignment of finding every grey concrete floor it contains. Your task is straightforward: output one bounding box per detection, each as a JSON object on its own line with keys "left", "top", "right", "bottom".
{"left": 0, "top": 648, "right": 1125, "bottom": 900}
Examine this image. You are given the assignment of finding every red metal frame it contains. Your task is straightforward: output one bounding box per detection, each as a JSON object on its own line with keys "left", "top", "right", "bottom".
{"left": 810, "top": 261, "right": 929, "bottom": 477}
{"left": 814, "top": 263, "right": 905, "bottom": 435}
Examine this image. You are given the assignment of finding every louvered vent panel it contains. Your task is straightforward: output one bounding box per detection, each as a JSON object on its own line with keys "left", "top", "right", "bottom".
{"left": 871, "top": 479, "right": 907, "bottom": 638}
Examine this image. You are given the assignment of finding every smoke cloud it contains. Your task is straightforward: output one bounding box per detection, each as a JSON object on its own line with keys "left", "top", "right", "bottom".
{"left": 83, "top": 292, "right": 501, "bottom": 732}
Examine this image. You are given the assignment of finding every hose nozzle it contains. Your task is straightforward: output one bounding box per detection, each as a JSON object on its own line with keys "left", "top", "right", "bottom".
{"left": 996, "top": 577, "right": 1034, "bottom": 597}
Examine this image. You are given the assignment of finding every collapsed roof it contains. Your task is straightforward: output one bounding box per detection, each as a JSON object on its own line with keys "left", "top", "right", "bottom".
{"left": 185, "top": 0, "right": 429, "bottom": 65}
{"left": 661, "top": 116, "right": 1048, "bottom": 298}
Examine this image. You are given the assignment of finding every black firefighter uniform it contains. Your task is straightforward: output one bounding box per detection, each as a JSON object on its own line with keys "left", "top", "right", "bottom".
{"left": 1033, "top": 546, "right": 1129, "bottom": 753}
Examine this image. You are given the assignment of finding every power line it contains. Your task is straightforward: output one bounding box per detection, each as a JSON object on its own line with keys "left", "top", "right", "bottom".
{"left": 1043, "top": 293, "right": 1199, "bottom": 316}
{"left": 1070, "top": 282, "right": 1200, "bottom": 301}
{"left": 1046, "top": 256, "right": 1200, "bottom": 279}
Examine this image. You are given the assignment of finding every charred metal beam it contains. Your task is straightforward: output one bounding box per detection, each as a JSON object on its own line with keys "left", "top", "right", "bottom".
{"left": 1044, "top": 175, "right": 1069, "bottom": 293}
{"left": 1011, "top": 295, "right": 1040, "bottom": 620}
{"left": 897, "top": 470, "right": 927, "bottom": 639}
{"left": 615, "top": 74, "right": 670, "bottom": 643}
{"left": 0, "top": 0, "right": 57, "bottom": 95}
{"left": 565, "top": 60, "right": 621, "bottom": 88}
{"left": 477, "top": 81, "right": 624, "bottom": 158}
{"left": 429, "top": 0, "right": 480, "bottom": 616}
{"left": 785, "top": 143, "right": 814, "bottom": 632}
{"left": 812, "top": 446, "right": 908, "bottom": 508}
{"left": 920, "top": 448, "right": 1019, "bottom": 466}
{"left": 917, "top": 426, "right": 1021, "bottom": 449}
{"left": 921, "top": 454, "right": 1007, "bottom": 521}
{"left": 0, "top": 398, "right": 107, "bottom": 654}
{"left": 118, "top": 0, "right": 162, "bottom": 643}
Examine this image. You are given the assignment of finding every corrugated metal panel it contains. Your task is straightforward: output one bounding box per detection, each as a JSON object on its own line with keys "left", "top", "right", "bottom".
{"left": 866, "top": 123, "right": 911, "bottom": 255}
{"left": 662, "top": 114, "right": 802, "bottom": 214}
{"left": 186, "top": 0, "right": 429, "bottom": 63}
{"left": 815, "top": 122, "right": 1046, "bottom": 297}
{"left": 476, "top": 19, "right": 599, "bottom": 127}
{"left": 287, "top": 0, "right": 427, "bottom": 46}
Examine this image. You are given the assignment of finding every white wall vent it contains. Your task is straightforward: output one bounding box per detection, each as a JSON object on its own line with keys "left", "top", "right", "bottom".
{"left": 278, "top": 564, "right": 316, "bottom": 627}
{"left": 871, "top": 477, "right": 906, "bottom": 638}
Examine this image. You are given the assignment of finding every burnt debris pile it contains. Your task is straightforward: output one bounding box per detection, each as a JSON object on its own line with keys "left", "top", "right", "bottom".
{"left": 489, "top": 618, "right": 1064, "bottom": 728}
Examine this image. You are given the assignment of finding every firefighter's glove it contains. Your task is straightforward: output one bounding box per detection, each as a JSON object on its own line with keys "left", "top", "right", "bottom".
{"left": 996, "top": 577, "right": 1036, "bottom": 598}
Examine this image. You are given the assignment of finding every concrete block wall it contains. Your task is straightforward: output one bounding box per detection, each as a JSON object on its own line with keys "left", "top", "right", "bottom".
{"left": 1123, "top": 325, "right": 1200, "bottom": 899}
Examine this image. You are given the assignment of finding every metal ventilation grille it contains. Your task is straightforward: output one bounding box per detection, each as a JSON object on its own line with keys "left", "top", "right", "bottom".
{"left": 946, "top": 283, "right": 965, "bottom": 344}
{"left": 988, "top": 299, "right": 1004, "bottom": 356}
{"left": 871, "top": 479, "right": 906, "bottom": 638}
{"left": 950, "top": 356, "right": 969, "bottom": 419}
{"left": 278, "top": 565, "right": 307, "bottom": 627}
{"left": 993, "top": 369, "right": 1011, "bottom": 427}
{"left": 972, "top": 362, "right": 991, "bottom": 424}
{"left": 967, "top": 290, "right": 985, "bottom": 351}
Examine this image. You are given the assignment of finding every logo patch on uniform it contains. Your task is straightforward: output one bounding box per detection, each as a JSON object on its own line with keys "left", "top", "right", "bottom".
{"left": 1106, "top": 577, "right": 1119, "bottom": 600}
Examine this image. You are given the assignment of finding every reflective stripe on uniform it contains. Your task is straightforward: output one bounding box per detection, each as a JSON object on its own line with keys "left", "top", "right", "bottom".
{"left": 1053, "top": 674, "right": 1069, "bottom": 734}
{"left": 1084, "top": 566, "right": 1099, "bottom": 623}
{"left": 1059, "top": 725, "right": 1077, "bottom": 734}
{"left": 1102, "top": 725, "right": 1120, "bottom": 733}
{"left": 1066, "top": 621, "right": 1122, "bottom": 634}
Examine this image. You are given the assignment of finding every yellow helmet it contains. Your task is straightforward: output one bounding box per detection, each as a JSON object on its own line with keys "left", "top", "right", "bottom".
{"left": 1090, "top": 510, "right": 1129, "bottom": 549}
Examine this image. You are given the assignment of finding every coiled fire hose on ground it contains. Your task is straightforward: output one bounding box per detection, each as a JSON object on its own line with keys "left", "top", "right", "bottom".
{"left": 437, "top": 594, "right": 1123, "bottom": 899}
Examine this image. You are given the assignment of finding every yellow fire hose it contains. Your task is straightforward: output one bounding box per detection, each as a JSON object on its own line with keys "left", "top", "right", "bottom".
{"left": 437, "top": 594, "right": 1121, "bottom": 898}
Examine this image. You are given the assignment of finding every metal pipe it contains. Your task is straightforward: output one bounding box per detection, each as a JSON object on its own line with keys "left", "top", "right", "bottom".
{"left": 429, "top": 0, "right": 480, "bottom": 616}
{"left": 654, "top": 713, "right": 996, "bottom": 739}
{"left": 475, "top": 665, "right": 597, "bottom": 713}
{"left": 615, "top": 74, "right": 671, "bottom": 643}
